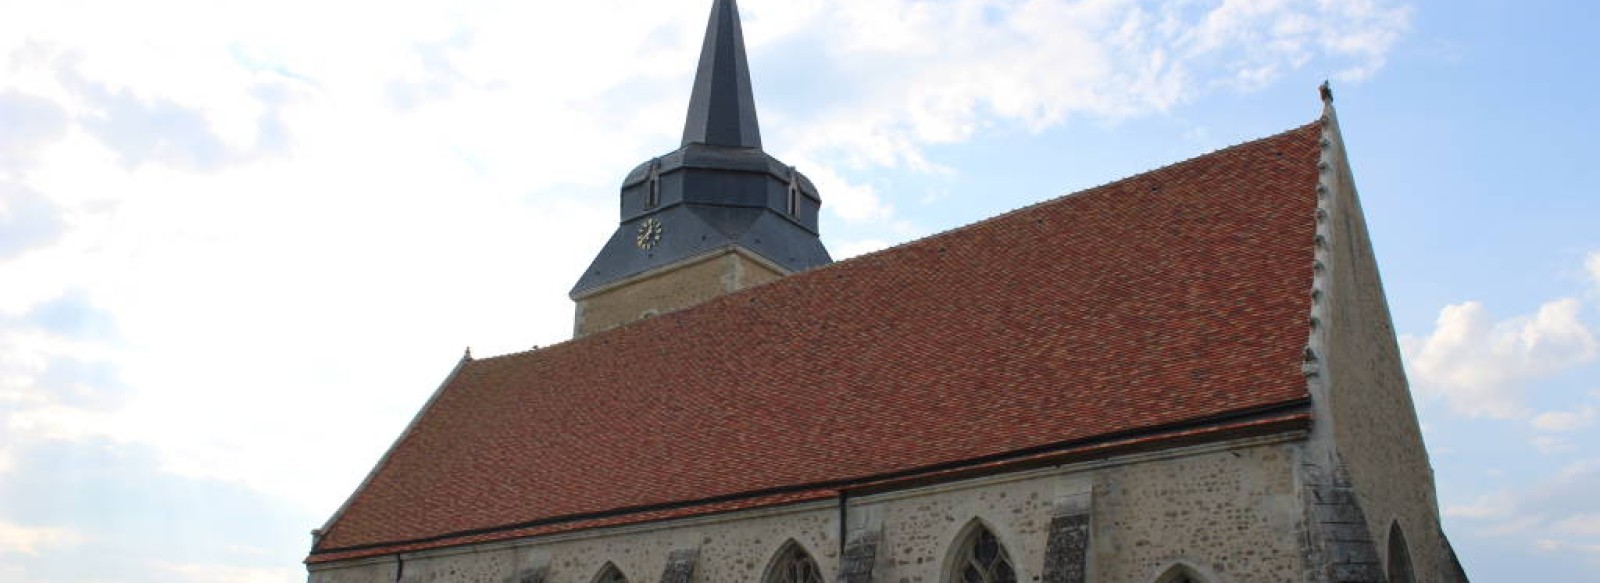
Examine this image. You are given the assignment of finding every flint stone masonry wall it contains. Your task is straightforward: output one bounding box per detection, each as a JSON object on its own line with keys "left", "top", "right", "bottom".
{"left": 309, "top": 438, "right": 1314, "bottom": 583}
{"left": 1085, "top": 443, "right": 1307, "bottom": 583}
{"left": 311, "top": 503, "right": 837, "bottom": 583}
{"left": 573, "top": 249, "right": 785, "bottom": 337}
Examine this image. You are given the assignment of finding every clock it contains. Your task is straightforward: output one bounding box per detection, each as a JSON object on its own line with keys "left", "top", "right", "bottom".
{"left": 635, "top": 218, "right": 663, "bottom": 250}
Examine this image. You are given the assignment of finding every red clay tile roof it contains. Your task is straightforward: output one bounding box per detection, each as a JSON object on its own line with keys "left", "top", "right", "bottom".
{"left": 310, "top": 120, "right": 1325, "bottom": 562}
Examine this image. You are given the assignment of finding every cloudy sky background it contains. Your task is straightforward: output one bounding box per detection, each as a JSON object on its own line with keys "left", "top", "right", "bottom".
{"left": 2, "top": 0, "right": 1596, "bottom": 580}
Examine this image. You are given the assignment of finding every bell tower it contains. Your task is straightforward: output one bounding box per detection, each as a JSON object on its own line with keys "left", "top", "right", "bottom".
{"left": 570, "top": 0, "right": 831, "bottom": 337}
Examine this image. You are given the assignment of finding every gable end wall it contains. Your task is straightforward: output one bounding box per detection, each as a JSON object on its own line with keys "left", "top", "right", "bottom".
{"left": 1308, "top": 104, "right": 1463, "bottom": 583}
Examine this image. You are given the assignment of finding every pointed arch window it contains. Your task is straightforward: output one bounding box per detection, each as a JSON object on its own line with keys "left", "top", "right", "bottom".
{"left": 594, "top": 563, "right": 628, "bottom": 583}
{"left": 1154, "top": 563, "right": 1207, "bottom": 583}
{"left": 952, "top": 525, "right": 1017, "bottom": 583}
{"left": 1388, "top": 522, "right": 1416, "bottom": 583}
{"left": 765, "top": 540, "right": 824, "bottom": 583}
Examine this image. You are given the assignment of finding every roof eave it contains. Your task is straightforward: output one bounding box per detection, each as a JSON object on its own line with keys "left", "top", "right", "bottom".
{"left": 306, "top": 398, "right": 1311, "bottom": 564}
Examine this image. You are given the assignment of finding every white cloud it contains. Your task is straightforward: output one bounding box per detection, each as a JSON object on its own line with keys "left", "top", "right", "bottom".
{"left": 0, "top": 318, "right": 128, "bottom": 477}
{"left": 1475, "top": 514, "right": 1545, "bottom": 538}
{"left": 156, "top": 562, "right": 301, "bottom": 583}
{"left": 1533, "top": 435, "right": 1577, "bottom": 455}
{"left": 1459, "top": 458, "right": 1600, "bottom": 531}
{"left": 1551, "top": 514, "right": 1600, "bottom": 537}
{"left": 758, "top": 0, "right": 1409, "bottom": 221}
{"left": 1534, "top": 407, "right": 1597, "bottom": 433}
{"left": 799, "top": 161, "right": 893, "bottom": 223}
{"left": 1587, "top": 251, "right": 1600, "bottom": 288}
{"left": 1402, "top": 299, "right": 1598, "bottom": 418}
{"left": 1534, "top": 538, "right": 1600, "bottom": 556}
{"left": 1444, "top": 493, "right": 1514, "bottom": 520}
{"left": 1451, "top": 459, "right": 1600, "bottom": 557}
{"left": 0, "top": 9, "right": 623, "bottom": 514}
{"left": 0, "top": 522, "right": 84, "bottom": 557}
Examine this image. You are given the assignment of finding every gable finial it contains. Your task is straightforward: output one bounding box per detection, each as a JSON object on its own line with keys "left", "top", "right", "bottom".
{"left": 463, "top": 346, "right": 473, "bottom": 360}
{"left": 1319, "top": 81, "right": 1334, "bottom": 104}
{"left": 682, "top": 0, "right": 762, "bottom": 148}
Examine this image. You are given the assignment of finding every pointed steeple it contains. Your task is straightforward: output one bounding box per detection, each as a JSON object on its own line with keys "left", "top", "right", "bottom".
{"left": 570, "top": 0, "right": 830, "bottom": 336}
{"left": 682, "top": 0, "right": 761, "bottom": 148}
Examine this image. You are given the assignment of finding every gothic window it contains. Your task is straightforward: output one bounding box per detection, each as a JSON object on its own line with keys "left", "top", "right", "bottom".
{"left": 1388, "top": 522, "right": 1416, "bottom": 583}
{"left": 594, "top": 563, "right": 628, "bottom": 583}
{"left": 765, "top": 540, "right": 824, "bottom": 583}
{"left": 952, "top": 524, "right": 1017, "bottom": 583}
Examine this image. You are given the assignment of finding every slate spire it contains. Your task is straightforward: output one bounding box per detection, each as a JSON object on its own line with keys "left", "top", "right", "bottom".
{"left": 682, "top": 0, "right": 761, "bottom": 148}
{"left": 570, "top": 0, "right": 830, "bottom": 316}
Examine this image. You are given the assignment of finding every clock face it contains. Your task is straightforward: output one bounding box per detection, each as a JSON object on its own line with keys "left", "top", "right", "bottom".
{"left": 635, "top": 218, "right": 663, "bottom": 250}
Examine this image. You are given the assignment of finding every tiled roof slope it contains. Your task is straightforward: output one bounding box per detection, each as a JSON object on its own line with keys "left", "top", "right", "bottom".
{"left": 312, "top": 120, "right": 1325, "bottom": 560}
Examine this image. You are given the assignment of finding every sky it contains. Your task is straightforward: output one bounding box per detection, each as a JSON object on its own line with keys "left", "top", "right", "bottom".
{"left": 0, "top": 0, "right": 1596, "bottom": 581}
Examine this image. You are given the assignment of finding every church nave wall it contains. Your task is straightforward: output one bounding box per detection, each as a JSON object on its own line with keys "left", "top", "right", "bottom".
{"left": 308, "top": 436, "right": 1311, "bottom": 583}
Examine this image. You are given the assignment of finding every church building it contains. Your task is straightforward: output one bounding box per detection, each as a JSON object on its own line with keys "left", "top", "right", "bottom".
{"left": 306, "top": 1, "right": 1468, "bottom": 581}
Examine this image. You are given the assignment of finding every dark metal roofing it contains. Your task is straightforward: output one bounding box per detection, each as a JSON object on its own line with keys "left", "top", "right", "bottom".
{"left": 571, "top": 0, "right": 830, "bottom": 297}
{"left": 682, "top": 0, "right": 761, "bottom": 148}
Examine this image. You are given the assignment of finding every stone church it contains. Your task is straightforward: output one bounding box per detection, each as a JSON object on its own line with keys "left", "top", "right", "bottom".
{"left": 306, "top": 1, "right": 1468, "bottom": 581}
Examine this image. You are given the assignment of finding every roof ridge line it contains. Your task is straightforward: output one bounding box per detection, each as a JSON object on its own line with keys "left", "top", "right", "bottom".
{"left": 478, "top": 117, "right": 1329, "bottom": 361}
{"left": 780, "top": 117, "right": 1327, "bottom": 277}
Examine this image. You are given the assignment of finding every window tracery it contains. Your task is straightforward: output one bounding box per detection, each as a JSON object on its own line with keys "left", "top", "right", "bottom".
{"left": 953, "top": 525, "right": 1017, "bottom": 583}
{"left": 766, "top": 541, "right": 824, "bottom": 583}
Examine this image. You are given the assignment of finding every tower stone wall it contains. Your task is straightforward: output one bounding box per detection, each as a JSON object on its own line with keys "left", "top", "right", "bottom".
{"left": 573, "top": 248, "right": 785, "bottom": 337}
